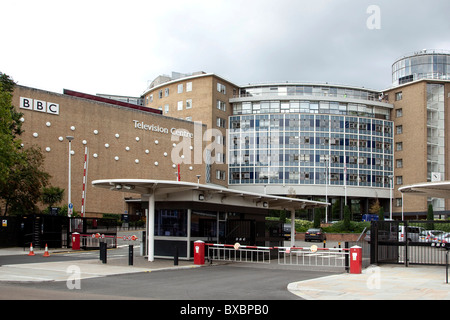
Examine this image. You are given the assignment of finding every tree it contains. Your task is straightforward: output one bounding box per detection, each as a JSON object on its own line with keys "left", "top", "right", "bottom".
{"left": 1, "top": 146, "right": 50, "bottom": 215}
{"left": 0, "top": 73, "right": 24, "bottom": 185}
{"left": 41, "top": 186, "right": 65, "bottom": 210}
{"left": 0, "top": 72, "right": 51, "bottom": 215}
{"left": 378, "top": 207, "right": 385, "bottom": 221}
{"left": 369, "top": 199, "right": 382, "bottom": 215}
{"left": 343, "top": 205, "right": 351, "bottom": 231}
{"left": 313, "top": 208, "right": 323, "bottom": 228}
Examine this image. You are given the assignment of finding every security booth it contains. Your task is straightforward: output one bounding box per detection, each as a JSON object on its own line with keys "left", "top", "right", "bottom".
{"left": 92, "top": 179, "right": 328, "bottom": 261}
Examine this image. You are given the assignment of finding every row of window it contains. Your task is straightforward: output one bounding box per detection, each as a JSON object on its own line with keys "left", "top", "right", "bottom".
{"left": 229, "top": 168, "right": 393, "bottom": 187}
{"left": 239, "top": 85, "right": 382, "bottom": 102}
{"left": 230, "top": 135, "right": 392, "bottom": 152}
{"left": 230, "top": 116, "right": 393, "bottom": 136}
{"left": 158, "top": 99, "right": 228, "bottom": 115}
{"left": 232, "top": 100, "right": 390, "bottom": 119}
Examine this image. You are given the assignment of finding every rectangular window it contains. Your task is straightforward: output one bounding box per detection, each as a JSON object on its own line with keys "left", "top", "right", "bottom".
{"left": 395, "top": 92, "right": 403, "bottom": 101}
{"left": 177, "top": 101, "right": 183, "bottom": 111}
{"left": 216, "top": 170, "right": 226, "bottom": 180}
{"left": 396, "top": 159, "right": 403, "bottom": 168}
{"left": 186, "top": 82, "right": 192, "bottom": 92}
{"left": 216, "top": 117, "right": 226, "bottom": 128}
{"left": 217, "top": 100, "right": 226, "bottom": 111}
{"left": 186, "top": 99, "right": 192, "bottom": 109}
{"left": 159, "top": 90, "right": 163, "bottom": 99}
{"left": 164, "top": 104, "right": 169, "bottom": 114}
{"left": 217, "top": 83, "right": 226, "bottom": 94}
{"left": 155, "top": 209, "right": 187, "bottom": 237}
{"left": 396, "top": 125, "right": 403, "bottom": 134}
{"left": 165, "top": 88, "right": 170, "bottom": 97}
{"left": 396, "top": 108, "right": 403, "bottom": 118}
{"left": 178, "top": 84, "right": 183, "bottom": 93}
{"left": 396, "top": 142, "right": 403, "bottom": 151}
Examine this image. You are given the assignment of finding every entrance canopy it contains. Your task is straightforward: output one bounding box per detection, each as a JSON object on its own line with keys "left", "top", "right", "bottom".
{"left": 399, "top": 181, "right": 450, "bottom": 199}
{"left": 92, "top": 179, "right": 328, "bottom": 261}
{"left": 92, "top": 179, "right": 328, "bottom": 211}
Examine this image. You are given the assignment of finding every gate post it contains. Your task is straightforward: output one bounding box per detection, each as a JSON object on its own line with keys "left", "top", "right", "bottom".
{"left": 370, "top": 221, "right": 378, "bottom": 265}
{"left": 404, "top": 221, "right": 409, "bottom": 267}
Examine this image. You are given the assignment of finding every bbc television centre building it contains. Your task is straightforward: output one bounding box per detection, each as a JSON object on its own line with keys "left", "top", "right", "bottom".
{"left": 8, "top": 49, "right": 450, "bottom": 257}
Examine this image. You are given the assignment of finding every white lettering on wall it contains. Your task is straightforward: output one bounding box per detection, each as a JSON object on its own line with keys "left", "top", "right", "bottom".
{"left": 133, "top": 120, "right": 193, "bottom": 138}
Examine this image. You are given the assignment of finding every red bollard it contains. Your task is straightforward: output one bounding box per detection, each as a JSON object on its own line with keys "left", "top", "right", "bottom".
{"left": 350, "top": 246, "right": 362, "bottom": 274}
{"left": 72, "top": 232, "right": 81, "bottom": 250}
{"left": 194, "top": 240, "right": 205, "bottom": 265}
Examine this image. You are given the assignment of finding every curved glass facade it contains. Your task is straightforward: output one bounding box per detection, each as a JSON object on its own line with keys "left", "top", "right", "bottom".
{"left": 229, "top": 114, "right": 393, "bottom": 189}
{"left": 228, "top": 84, "right": 394, "bottom": 193}
{"left": 232, "top": 84, "right": 391, "bottom": 119}
{"left": 392, "top": 50, "right": 450, "bottom": 86}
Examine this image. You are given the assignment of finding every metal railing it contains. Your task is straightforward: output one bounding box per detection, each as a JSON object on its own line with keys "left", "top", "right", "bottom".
{"left": 205, "top": 243, "right": 352, "bottom": 268}
{"left": 206, "top": 243, "right": 272, "bottom": 264}
{"left": 276, "top": 246, "right": 350, "bottom": 268}
{"left": 79, "top": 233, "right": 117, "bottom": 249}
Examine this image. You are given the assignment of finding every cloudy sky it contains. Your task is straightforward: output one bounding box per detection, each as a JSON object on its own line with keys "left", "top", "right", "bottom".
{"left": 1, "top": 0, "right": 449, "bottom": 97}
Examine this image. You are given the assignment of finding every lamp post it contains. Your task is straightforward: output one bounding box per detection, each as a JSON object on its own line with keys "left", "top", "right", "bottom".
{"left": 66, "top": 136, "right": 74, "bottom": 217}
{"left": 389, "top": 175, "right": 394, "bottom": 220}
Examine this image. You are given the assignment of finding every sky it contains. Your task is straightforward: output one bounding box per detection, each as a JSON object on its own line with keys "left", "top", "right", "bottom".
{"left": 1, "top": 0, "right": 450, "bottom": 97}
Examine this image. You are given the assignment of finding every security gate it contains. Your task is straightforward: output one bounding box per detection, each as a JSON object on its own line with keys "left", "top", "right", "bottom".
{"left": 371, "top": 220, "right": 450, "bottom": 266}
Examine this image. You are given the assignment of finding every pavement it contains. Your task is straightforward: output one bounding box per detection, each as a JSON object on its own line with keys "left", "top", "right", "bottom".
{"left": 0, "top": 246, "right": 200, "bottom": 283}
{"left": 0, "top": 246, "right": 449, "bottom": 300}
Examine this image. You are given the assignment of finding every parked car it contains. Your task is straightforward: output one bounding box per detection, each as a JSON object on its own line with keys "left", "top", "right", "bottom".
{"left": 398, "top": 226, "right": 423, "bottom": 242}
{"left": 305, "top": 228, "right": 326, "bottom": 242}
{"left": 283, "top": 224, "right": 292, "bottom": 240}
{"left": 435, "top": 232, "right": 450, "bottom": 244}
{"left": 419, "top": 230, "right": 447, "bottom": 243}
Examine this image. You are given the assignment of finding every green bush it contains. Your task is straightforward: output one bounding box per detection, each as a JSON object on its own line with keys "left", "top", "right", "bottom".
{"left": 323, "top": 220, "right": 371, "bottom": 233}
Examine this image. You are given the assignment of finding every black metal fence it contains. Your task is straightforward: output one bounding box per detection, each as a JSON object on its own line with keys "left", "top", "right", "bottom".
{"left": 0, "top": 215, "right": 117, "bottom": 249}
{"left": 371, "top": 220, "right": 450, "bottom": 266}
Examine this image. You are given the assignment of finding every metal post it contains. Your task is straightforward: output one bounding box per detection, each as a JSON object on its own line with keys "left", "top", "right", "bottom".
{"left": 344, "top": 242, "right": 349, "bottom": 272}
{"left": 404, "top": 221, "right": 409, "bottom": 267}
{"left": 290, "top": 209, "right": 296, "bottom": 248}
{"left": 129, "top": 244, "right": 133, "bottom": 266}
{"left": 446, "top": 250, "right": 448, "bottom": 284}
{"left": 174, "top": 246, "right": 179, "bottom": 266}
{"left": 100, "top": 242, "right": 107, "bottom": 264}
{"left": 146, "top": 192, "right": 155, "bottom": 262}
{"left": 66, "top": 136, "right": 74, "bottom": 218}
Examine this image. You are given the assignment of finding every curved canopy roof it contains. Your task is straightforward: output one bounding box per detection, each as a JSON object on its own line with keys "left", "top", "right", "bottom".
{"left": 92, "top": 179, "right": 328, "bottom": 210}
{"left": 399, "top": 181, "right": 450, "bottom": 198}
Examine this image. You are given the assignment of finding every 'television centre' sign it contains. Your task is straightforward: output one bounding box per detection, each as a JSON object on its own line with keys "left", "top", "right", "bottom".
{"left": 133, "top": 120, "right": 193, "bottom": 138}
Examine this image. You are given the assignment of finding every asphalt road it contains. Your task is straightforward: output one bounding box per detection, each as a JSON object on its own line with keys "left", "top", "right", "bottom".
{"left": 0, "top": 262, "right": 333, "bottom": 300}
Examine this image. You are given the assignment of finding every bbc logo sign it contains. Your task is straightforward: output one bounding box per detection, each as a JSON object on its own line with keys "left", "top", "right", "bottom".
{"left": 20, "top": 97, "right": 59, "bottom": 115}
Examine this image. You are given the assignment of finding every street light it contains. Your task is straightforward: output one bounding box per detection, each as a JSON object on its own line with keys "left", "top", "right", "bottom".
{"left": 66, "top": 136, "right": 74, "bottom": 217}
{"left": 389, "top": 175, "right": 394, "bottom": 220}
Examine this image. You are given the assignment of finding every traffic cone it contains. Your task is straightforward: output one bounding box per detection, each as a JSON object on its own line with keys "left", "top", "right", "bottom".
{"left": 28, "top": 243, "right": 35, "bottom": 256}
{"left": 43, "top": 244, "right": 50, "bottom": 257}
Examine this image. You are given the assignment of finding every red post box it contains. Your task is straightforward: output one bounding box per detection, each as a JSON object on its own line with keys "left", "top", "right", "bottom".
{"left": 194, "top": 240, "right": 205, "bottom": 265}
{"left": 350, "top": 245, "right": 362, "bottom": 274}
{"left": 72, "top": 232, "right": 81, "bottom": 250}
